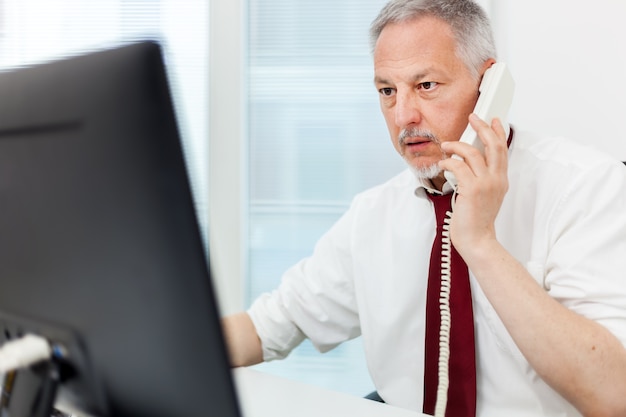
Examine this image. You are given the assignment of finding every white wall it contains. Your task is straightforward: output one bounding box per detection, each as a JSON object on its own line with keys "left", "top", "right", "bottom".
{"left": 492, "top": 1, "right": 626, "bottom": 161}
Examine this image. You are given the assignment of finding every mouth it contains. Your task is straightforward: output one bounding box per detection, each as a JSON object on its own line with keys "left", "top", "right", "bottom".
{"left": 398, "top": 127, "right": 437, "bottom": 146}
{"left": 405, "top": 141, "right": 433, "bottom": 155}
{"left": 404, "top": 137, "right": 431, "bottom": 146}
{"left": 397, "top": 127, "right": 440, "bottom": 157}
{"left": 401, "top": 136, "right": 434, "bottom": 153}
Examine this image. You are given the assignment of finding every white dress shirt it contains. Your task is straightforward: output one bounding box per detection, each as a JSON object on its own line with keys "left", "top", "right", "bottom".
{"left": 248, "top": 128, "right": 626, "bottom": 416}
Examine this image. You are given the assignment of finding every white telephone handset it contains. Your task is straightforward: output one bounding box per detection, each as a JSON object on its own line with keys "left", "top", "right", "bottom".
{"left": 444, "top": 63, "right": 515, "bottom": 187}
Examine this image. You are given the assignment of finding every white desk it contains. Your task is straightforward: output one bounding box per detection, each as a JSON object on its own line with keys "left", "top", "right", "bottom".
{"left": 233, "top": 367, "right": 425, "bottom": 417}
{"left": 51, "top": 367, "right": 424, "bottom": 417}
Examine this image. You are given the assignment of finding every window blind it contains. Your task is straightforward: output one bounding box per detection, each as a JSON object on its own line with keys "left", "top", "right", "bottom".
{"left": 247, "top": 0, "right": 405, "bottom": 396}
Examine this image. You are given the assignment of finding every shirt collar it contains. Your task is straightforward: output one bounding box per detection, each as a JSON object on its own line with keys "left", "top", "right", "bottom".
{"left": 416, "top": 178, "right": 454, "bottom": 196}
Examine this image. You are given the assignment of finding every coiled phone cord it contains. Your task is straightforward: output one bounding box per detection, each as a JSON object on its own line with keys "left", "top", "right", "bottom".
{"left": 434, "top": 210, "right": 452, "bottom": 417}
{"left": 434, "top": 189, "right": 457, "bottom": 417}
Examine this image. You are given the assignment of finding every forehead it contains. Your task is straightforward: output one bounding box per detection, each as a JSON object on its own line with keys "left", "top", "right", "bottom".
{"left": 373, "top": 16, "right": 463, "bottom": 77}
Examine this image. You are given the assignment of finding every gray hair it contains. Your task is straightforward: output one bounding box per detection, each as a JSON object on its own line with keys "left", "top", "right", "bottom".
{"left": 369, "top": 0, "right": 497, "bottom": 78}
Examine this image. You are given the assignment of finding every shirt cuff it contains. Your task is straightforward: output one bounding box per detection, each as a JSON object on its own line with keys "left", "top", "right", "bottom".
{"left": 247, "top": 292, "right": 306, "bottom": 361}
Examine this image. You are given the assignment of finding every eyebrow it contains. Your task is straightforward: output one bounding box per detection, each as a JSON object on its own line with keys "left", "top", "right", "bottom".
{"left": 373, "top": 69, "right": 433, "bottom": 86}
{"left": 374, "top": 75, "right": 392, "bottom": 86}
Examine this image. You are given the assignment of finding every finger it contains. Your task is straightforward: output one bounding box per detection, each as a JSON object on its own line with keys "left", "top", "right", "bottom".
{"left": 439, "top": 145, "right": 481, "bottom": 188}
{"left": 441, "top": 137, "right": 488, "bottom": 179}
{"left": 441, "top": 140, "right": 484, "bottom": 166}
{"left": 439, "top": 153, "right": 470, "bottom": 178}
{"left": 483, "top": 117, "right": 508, "bottom": 175}
{"left": 490, "top": 117, "right": 507, "bottom": 139}
{"left": 466, "top": 114, "right": 508, "bottom": 174}
{"left": 468, "top": 113, "right": 502, "bottom": 152}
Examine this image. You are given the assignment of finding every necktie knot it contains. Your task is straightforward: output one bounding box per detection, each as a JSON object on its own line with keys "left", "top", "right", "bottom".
{"left": 427, "top": 193, "right": 453, "bottom": 231}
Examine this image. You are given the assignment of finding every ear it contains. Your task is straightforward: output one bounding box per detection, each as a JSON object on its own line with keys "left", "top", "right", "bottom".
{"left": 480, "top": 58, "right": 498, "bottom": 77}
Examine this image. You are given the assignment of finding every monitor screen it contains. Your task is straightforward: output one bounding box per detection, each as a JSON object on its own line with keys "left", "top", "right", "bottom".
{"left": 0, "top": 42, "right": 241, "bottom": 417}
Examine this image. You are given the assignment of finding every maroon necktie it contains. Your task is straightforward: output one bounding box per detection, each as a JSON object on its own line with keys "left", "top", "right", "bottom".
{"left": 423, "top": 192, "right": 476, "bottom": 417}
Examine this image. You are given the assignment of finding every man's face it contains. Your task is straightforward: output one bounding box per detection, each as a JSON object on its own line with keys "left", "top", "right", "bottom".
{"left": 373, "top": 16, "right": 488, "bottom": 185}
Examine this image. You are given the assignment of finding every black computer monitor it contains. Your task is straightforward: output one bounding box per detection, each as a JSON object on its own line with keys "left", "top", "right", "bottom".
{"left": 0, "top": 42, "right": 241, "bottom": 417}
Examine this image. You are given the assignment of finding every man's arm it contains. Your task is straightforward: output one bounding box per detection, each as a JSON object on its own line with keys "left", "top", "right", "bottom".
{"left": 221, "top": 312, "right": 263, "bottom": 367}
{"left": 462, "top": 237, "right": 626, "bottom": 417}
{"left": 440, "top": 115, "right": 626, "bottom": 417}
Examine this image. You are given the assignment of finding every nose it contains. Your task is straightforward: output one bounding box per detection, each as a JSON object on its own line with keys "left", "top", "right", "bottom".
{"left": 394, "top": 90, "right": 422, "bottom": 128}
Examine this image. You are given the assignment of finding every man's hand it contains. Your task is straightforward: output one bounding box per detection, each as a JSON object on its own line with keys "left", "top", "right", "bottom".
{"left": 438, "top": 113, "right": 509, "bottom": 257}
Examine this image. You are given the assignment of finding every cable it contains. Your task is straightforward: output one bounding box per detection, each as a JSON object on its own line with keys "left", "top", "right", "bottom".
{"left": 434, "top": 209, "right": 453, "bottom": 417}
{"left": 434, "top": 186, "right": 458, "bottom": 417}
{"left": 0, "top": 334, "right": 52, "bottom": 373}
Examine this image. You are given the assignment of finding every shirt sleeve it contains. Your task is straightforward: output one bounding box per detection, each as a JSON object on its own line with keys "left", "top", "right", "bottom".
{"left": 544, "top": 160, "right": 626, "bottom": 346}
{"left": 247, "top": 201, "right": 362, "bottom": 361}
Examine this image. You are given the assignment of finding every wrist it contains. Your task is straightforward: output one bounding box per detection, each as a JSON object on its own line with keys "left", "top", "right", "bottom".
{"left": 457, "top": 235, "right": 503, "bottom": 275}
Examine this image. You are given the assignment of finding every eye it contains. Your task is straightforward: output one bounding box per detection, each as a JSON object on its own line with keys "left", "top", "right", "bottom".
{"left": 418, "top": 81, "right": 438, "bottom": 90}
{"left": 378, "top": 87, "right": 395, "bottom": 97}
